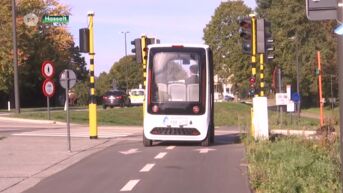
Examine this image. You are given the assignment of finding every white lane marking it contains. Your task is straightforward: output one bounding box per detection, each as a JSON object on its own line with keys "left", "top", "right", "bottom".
{"left": 120, "top": 179, "right": 140, "bottom": 192}
{"left": 154, "top": 152, "right": 167, "bottom": 159}
{"left": 119, "top": 148, "right": 140, "bottom": 155}
{"left": 194, "top": 148, "right": 216, "bottom": 154}
{"left": 140, "top": 163, "right": 155, "bottom": 172}
{"left": 166, "top": 146, "right": 175, "bottom": 150}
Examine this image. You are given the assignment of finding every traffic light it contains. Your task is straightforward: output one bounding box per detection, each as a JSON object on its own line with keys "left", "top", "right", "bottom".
{"left": 256, "top": 19, "right": 274, "bottom": 61}
{"left": 79, "top": 28, "right": 89, "bottom": 53}
{"left": 141, "top": 36, "right": 159, "bottom": 65}
{"left": 249, "top": 76, "right": 256, "bottom": 96}
{"left": 238, "top": 16, "right": 253, "bottom": 55}
{"left": 131, "top": 38, "right": 142, "bottom": 64}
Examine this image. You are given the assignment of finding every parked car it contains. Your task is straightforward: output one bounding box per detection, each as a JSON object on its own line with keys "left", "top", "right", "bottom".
{"left": 102, "top": 90, "right": 131, "bottom": 109}
{"left": 224, "top": 93, "right": 235, "bottom": 101}
{"left": 129, "top": 89, "right": 145, "bottom": 105}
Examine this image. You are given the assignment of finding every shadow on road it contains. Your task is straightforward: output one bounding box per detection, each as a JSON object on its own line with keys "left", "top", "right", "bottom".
{"left": 153, "top": 133, "right": 243, "bottom": 147}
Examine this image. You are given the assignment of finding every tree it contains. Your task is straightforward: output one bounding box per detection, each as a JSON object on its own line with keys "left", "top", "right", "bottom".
{"left": 0, "top": 0, "right": 88, "bottom": 107}
{"left": 108, "top": 55, "right": 143, "bottom": 91}
{"left": 203, "top": 1, "right": 252, "bottom": 95}
{"left": 256, "top": 0, "right": 337, "bottom": 106}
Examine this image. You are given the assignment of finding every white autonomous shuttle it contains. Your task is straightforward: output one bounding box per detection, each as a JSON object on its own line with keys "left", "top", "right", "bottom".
{"left": 143, "top": 44, "right": 214, "bottom": 146}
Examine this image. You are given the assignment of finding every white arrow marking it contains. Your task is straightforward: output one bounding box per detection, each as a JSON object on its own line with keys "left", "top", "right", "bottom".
{"left": 195, "top": 148, "right": 216, "bottom": 154}
{"left": 119, "top": 148, "right": 140, "bottom": 155}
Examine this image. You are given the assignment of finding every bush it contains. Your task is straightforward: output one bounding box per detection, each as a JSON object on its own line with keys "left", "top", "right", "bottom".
{"left": 246, "top": 137, "right": 341, "bottom": 193}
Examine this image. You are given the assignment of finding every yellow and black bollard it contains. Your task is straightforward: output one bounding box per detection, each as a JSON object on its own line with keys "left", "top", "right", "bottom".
{"left": 88, "top": 11, "right": 98, "bottom": 139}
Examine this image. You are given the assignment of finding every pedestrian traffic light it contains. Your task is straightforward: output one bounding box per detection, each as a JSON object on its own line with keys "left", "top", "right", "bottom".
{"left": 256, "top": 19, "right": 274, "bottom": 61}
{"left": 238, "top": 16, "right": 253, "bottom": 55}
{"left": 131, "top": 38, "right": 142, "bottom": 64}
{"left": 79, "top": 28, "right": 89, "bottom": 53}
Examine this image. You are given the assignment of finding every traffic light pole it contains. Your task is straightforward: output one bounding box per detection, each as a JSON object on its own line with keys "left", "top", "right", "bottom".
{"left": 88, "top": 11, "right": 98, "bottom": 139}
{"left": 251, "top": 17, "right": 257, "bottom": 96}
{"left": 259, "top": 53, "right": 264, "bottom": 96}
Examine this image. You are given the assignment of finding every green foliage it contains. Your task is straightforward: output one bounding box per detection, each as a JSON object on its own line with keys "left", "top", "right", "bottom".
{"left": 73, "top": 81, "right": 88, "bottom": 106}
{"left": 247, "top": 137, "right": 341, "bottom": 193}
{"left": 0, "top": 0, "right": 88, "bottom": 107}
{"left": 256, "top": 0, "right": 337, "bottom": 106}
{"left": 205, "top": 0, "right": 337, "bottom": 106}
{"left": 108, "top": 55, "right": 143, "bottom": 91}
{"left": 214, "top": 102, "right": 250, "bottom": 127}
{"left": 203, "top": 1, "right": 252, "bottom": 94}
{"left": 96, "top": 72, "right": 112, "bottom": 97}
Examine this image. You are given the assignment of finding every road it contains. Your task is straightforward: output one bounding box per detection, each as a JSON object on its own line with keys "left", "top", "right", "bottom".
{"left": 22, "top": 130, "right": 250, "bottom": 193}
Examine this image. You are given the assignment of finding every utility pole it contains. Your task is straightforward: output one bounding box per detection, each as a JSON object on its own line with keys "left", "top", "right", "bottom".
{"left": 122, "top": 31, "right": 129, "bottom": 91}
{"left": 336, "top": 1, "right": 343, "bottom": 192}
{"left": 11, "top": 0, "right": 20, "bottom": 114}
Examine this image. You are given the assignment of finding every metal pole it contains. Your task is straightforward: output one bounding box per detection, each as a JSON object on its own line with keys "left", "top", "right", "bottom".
{"left": 330, "top": 75, "right": 334, "bottom": 110}
{"left": 296, "top": 36, "right": 300, "bottom": 118}
{"left": 47, "top": 97, "right": 50, "bottom": 120}
{"left": 122, "top": 31, "right": 129, "bottom": 91}
{"left": 11, "top": 0, "right": 20, "bottom": 114}
{"left": 336, "top": 2, "right": 343, "bottom": 193}
{"left": 317, "top": 51, "right": 324, "bottom": 127}
{"left": 66, "top": 71, "right": 71, "bottom": 152}
{"left": 278, "top": 67, "right": 283, "bottom": 127}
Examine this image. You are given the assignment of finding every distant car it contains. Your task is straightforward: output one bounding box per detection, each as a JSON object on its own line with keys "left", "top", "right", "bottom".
{"left": 102, "top": 90, "right": 131, "bottom": 109}
{"left": 129, "top": 89, "right": 145, "bottom": 105}
{"left": 224, "top": 93, "right": 235, "bottom": 101}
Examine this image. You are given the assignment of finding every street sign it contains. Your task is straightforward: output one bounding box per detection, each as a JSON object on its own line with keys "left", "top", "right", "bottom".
{"left": 23, "top": 13, "right": 39, "bottom": 27}
{"left": 59, "top": 69, "right": 77, "bottom": 89}
{"left": 41, "top": 61, "right": 55, "bottom": 79}
{"left": 306, "top": 0, "right": 337, "bottom": 20}
{"left": 42, "top": 79, "right": 55, "bottom": 97}
{"left": 291, "top": 92, "right": 301, "bottom": 103}
{"left": 275, "top": 93, "right": 288, "bottom": 106}
{"left": 42, "top": 15, "right": 69, "bottom": 24}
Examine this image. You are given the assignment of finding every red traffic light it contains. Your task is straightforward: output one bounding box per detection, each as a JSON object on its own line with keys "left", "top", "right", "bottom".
{"left": 249, "top": 77, "right": 256, "bottom": 84}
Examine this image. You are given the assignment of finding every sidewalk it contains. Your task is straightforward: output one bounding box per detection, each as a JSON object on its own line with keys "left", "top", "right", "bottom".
{"left": 0, "top": 117, "right": 141, "bottom": 193}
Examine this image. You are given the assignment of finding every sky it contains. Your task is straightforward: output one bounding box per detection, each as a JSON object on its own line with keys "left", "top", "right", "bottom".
{"left": 58, "top": 0, "right": 257, "bottom": 76}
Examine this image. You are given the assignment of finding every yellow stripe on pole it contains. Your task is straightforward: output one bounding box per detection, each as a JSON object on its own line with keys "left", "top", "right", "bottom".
{"left": 89, "top": 103, "right": 97, "bottom": 137}
{"left": 252, "top": 67, "right": 256, "bottom": 75}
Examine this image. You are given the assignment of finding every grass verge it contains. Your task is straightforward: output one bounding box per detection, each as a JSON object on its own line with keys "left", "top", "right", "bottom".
{"left": 246, "top": 137, "right": 341, "bottom": 193}
{"left": 5, "top": 102, "right": 252, "bottom": 127}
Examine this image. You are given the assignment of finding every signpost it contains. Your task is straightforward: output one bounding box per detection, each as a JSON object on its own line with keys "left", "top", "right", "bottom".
{"left": 41, "top": 61, "right": 55, "bottom": 120}
{"left": 59, "top": 69, "right": 77, "bottom": 152}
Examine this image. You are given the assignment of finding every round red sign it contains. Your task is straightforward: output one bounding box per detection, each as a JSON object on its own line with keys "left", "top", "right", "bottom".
{"left": 41, "top": 60, "right": 55, "bottom": 79}
{"left": 42, "top": 79, "right": 55, "bottom": 97}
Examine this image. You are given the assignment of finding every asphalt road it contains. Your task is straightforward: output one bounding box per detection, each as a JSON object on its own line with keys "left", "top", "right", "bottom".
{"left": 23, "top": 130, "right": 251, "bottom": 193}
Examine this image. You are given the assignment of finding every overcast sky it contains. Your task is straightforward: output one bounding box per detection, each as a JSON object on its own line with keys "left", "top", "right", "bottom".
{"left": 59, "top": 0, "right": 257, "bottom": 75}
